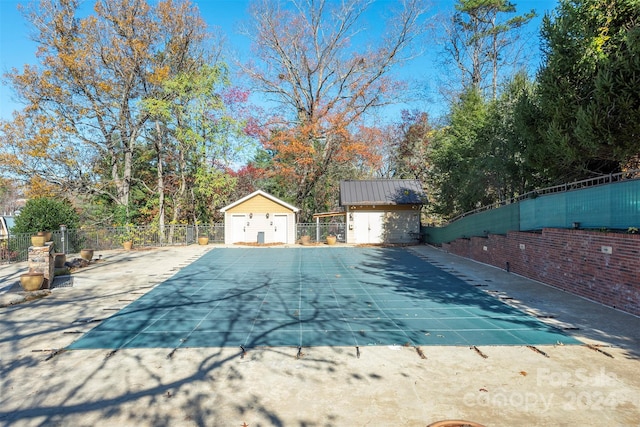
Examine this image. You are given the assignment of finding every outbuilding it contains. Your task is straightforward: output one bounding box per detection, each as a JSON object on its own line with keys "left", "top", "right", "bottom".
{"left": 340, "top": 179, "right": 426, "bottom": 244}
{"left": 0, "top": 216, "right": 15, "bottom": 240}
{"left": 220, "top": 190, "right": 299, "bottom": 244}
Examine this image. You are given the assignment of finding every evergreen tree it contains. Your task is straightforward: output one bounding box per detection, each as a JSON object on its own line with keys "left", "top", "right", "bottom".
{"left": 444, "top": 0, "right": 536, "bottom": 99}
{"left": 430, "top": 88, "right": 488, "bottom": 217}
{"left": 531, "top": 0, "right": 640, "bottom": 180}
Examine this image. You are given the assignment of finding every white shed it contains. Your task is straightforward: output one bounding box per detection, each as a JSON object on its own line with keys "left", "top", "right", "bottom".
{"left": 340, "top": 180, "right": 426, "bottom": 244}
{"left": 220, "top": 190, "right": 299, "bottom": 244}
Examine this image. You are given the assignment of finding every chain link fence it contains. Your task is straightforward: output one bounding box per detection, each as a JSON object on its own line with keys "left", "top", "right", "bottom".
{"left": 297, "top": 222, "right": 345, "bottom": 243}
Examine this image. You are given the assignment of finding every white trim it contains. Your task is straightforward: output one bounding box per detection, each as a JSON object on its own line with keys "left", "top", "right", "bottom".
{"left": 219, "top": 190, "right": 300, "bottom": 213}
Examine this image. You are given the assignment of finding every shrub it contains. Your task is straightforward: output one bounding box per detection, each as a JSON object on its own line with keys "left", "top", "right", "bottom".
{"left": 11, "top": 197, "right": 80, "bottom": 234}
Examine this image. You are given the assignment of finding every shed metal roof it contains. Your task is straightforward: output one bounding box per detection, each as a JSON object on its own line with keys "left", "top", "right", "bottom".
{"left": 339, "top": 180, "right": 427, "bottom": 206}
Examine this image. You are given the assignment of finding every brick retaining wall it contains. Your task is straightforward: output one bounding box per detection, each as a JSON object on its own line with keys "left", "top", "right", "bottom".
{"left": 442, "top": 228, "right": 640, "bottom": 316}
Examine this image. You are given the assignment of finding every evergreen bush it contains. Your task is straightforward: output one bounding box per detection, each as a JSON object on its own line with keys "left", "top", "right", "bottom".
{"left": 11, "top": 197, "right": 80, "bottom": 234}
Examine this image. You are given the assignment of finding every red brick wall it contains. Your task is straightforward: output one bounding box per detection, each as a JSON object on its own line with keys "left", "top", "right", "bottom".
{"left": 442, "top": 228, "right": 640, "bottom": 316}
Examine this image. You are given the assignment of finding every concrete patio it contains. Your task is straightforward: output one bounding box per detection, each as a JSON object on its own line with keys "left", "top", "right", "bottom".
{"left": 1, "top": 244, "right": 638, "bottom": 426}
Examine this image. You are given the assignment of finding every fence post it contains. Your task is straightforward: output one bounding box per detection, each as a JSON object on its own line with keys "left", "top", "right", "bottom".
{"left": 60, "top": 224, "right": 67, "bottom": 254}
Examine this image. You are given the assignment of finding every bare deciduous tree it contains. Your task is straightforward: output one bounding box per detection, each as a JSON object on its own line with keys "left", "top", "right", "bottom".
{"left": 240, "top": 0, "right": 432, "bottom": 213}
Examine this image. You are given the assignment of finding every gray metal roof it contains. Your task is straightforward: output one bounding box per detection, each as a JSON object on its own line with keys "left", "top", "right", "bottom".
{"left": 339, "top": 180, "right": 427, "bottom": 206}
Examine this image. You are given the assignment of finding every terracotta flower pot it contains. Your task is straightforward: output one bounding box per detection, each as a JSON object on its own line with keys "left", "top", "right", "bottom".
{"left": 300, "top": 235, "right": 311, "bottom": 246}
{"left": 80, "top": 249, "right": 94, "bottom": 261}
{"left": 54, "top": 253, "right": 66, "bottom": 268}
{"left": 43, "top": 231, "right": 52, "bottom": 242}
{"left": 198, "top": 236, "right": 209, "bottom": 245}
{"left": 122, "top": 241, "right": 133, "bottom": 250}
{"left": 326, "top": 235, "right": 337, "bottom": 245}
{"left": 31, "top": 234, "right": 46, "bottom": 247}
{"left": 20, "top": 272, "right": 44, "bottom": 291}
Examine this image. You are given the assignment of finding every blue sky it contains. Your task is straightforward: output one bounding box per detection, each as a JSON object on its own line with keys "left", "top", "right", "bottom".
{"left": 0, "top": 0, "right": 559, "bottom": 122}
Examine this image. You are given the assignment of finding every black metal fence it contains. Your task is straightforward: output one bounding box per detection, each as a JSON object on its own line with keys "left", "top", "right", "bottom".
{"left": 0, "top": 224, "right": 224, "bottom": 264}
{"left": 0, "top": 233, "right": 31, "bottom": 264}
{"left": 0, "top": 222, "right": 352, "bottom": 264}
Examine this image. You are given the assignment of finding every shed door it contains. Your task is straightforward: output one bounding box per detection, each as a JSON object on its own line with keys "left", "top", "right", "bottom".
{"left": 273, "top": 215, "right": 288, "bottom": 243}
{"left": 354, "top": 212, "right": 384, "bottom": 244}
{"left": 231, "top": 215, "right": 246, "bottom": 243}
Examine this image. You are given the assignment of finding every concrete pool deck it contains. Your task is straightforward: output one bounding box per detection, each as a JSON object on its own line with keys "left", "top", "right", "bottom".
{"left": 1, "top": 244, "right": 639, "bottom": 426}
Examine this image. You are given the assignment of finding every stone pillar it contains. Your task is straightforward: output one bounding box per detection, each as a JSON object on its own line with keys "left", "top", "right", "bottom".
{"left": 27, "top": 243, "right": 55, "bottom": 289}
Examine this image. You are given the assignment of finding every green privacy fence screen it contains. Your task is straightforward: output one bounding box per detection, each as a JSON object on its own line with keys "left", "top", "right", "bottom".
{"left": 424, "top": 203, "right": 519, "bottom": 245}
{"left": 520, "top": 179, "right": 639, "bottom": 230}
{"left": 424, "top": 177, "right": 640, "bottom": 245}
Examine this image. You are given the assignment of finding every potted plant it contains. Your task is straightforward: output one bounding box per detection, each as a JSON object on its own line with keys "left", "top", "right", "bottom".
{"left": 54, "top": 253, "right": 66, "bottom": 268}
{"left": 300, "top": 235, "right": 311, "bottom": 245}
{"left": 326, "top": 233, "right": 337, "bottom": 245}
{"left": 80, "top": 248, "right": 94, "bottom": 261}
{"left": 20, "top": 272, "right": 45, "bottom": 291}
{"left": 198, "top": 235, "right": 209, "bottom": 245}
{"left": 31, "top": 232, "right": 46, "bottom": 247}
{"left": 119, "top": 225, "right": 134, "bottom": 250}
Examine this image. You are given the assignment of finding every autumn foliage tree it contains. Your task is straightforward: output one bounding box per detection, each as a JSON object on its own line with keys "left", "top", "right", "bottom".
{"left": 0, "top": 0, "right": 216, "bottom": 224}
{"left": 241, "top": 0, "right": 430, "bottom": 218}
{"left": 141, "top": 65, "right": 257, "bottom": 237}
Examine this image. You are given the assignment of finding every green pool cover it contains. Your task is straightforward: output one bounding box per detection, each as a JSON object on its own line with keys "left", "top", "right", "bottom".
{"left": 68, "top": 247, "right": 579, "bottom": 350}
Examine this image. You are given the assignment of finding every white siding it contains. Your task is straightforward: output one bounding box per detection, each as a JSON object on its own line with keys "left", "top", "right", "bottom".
{"left": 346, "top": 207, "right": 420, "bottom": 244}
{"left": 224, "top": 212, "right": 296, "bottom": 244}
{"left": 221, "top": 192, "right": 299, "bottom": 244}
